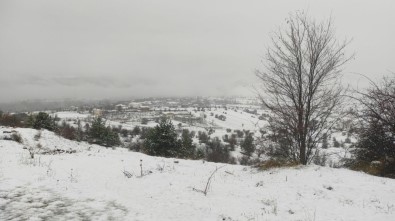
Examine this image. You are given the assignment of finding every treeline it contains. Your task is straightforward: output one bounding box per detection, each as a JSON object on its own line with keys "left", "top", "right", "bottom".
{"left": 0, "top": 111, "right": 255, "bottom": 165}
{"left": 0, "top": 111, "right": 120, "bottom": 147}
{"left": 126, "top": 118, "right": 255, "bottom": 164}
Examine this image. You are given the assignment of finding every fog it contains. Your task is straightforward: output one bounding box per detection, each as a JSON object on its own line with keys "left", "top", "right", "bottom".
{"left": 0, "top": 0, "right": 394, "bottom": 102}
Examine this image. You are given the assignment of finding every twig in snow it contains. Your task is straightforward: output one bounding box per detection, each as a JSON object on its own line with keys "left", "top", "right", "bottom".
{"left": 193, "top": 165, "right": 225, "bottom": 196}
{"left": 122, "top": 170, "right": 133, "bottom": 178}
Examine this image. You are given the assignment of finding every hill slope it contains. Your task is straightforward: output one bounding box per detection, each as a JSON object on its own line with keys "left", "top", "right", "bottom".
{"left": 0, "top": 127, "right": 394, "bottom": 221}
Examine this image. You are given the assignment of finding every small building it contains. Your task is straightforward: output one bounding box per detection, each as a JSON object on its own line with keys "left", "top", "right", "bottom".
{"left": 92, "top": 108, "right": 102, "bottom": 117}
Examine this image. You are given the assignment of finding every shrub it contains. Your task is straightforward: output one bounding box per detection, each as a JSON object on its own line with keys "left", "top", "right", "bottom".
{"left": 222, "top": 134, "right": 229, "bottom": 142}
{"left": 127, "top": 140, "right": 144, "bottom": 152}
{"left": 235, "top": 130, "right": 244, "bottom": 138}
{"left": 198, "top": 131, "right": 209, "bottom": 144}
{"left": 141, "top": 118, "right": 149, "bottom": 125}
{"left": 0, "top": 113, "right": 26, "bottom": 127}
{"left": 120, "top": 129, "right": 129, "bottom": 137}
{"left": 195, "top": 148, "right": 205, "bottom": 159}
{"left": 313, "top": 152, "right": 327, "bottom": 166}
{"left": 34, "top": 130, "right": 42, "bottom": 141}
{"left": 11, "top": 133, "right": 23, "bottom": 143}
{"left": 344, "top": 137, "right": 351, "bottom": 144}
{"left": 333, "top": 138, "right": 340, "bottom": 147}
{"left": 56, "top": 121, "right": 76, "bottom": 140}
{"left": 206, "top": 137, "right": 231, "bottom": 163}
{"left": 322, "top": 133, "right": 329, "bottom": 149}
{"left": 132, "top": 126, "right": 141, "bottom": 136}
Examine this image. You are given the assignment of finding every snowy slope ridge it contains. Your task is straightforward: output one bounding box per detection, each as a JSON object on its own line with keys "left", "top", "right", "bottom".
{"left": 1, "top": 128, "right": 395, "bottom": 221}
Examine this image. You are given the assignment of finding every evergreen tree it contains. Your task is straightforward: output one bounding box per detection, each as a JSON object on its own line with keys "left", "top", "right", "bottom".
{"left": 29, "top": 112, "right": 56, "bottom": 131}
{"left": 132, "top": 126, "right": 141, "bottom": 136}
{"left": 89, "top": 117, "right": 120, "bottom": 147}
{"left": 228, "top": 134, "right": 237, "bottom": 151}
{"left": 143, "top": 118, "right": 181, "bottom": 157}
{"left": 241, "top": 133, "right": 255, "bottom": 156}
{"left": 180, "top": 129, "right": 195, "bottom": 158}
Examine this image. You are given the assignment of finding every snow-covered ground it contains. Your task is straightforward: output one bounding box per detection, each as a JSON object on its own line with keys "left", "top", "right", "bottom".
{"left": 1, "top": 127, "right": 395, "bottom": 220}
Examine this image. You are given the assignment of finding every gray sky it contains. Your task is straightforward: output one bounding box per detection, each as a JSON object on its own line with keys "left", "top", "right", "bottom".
{"left": 0, "top": 0, "right": 394, "bottom": 102}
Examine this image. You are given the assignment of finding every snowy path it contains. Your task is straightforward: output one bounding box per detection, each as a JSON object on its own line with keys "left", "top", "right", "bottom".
{"left": 0, "top": 182, "right": 127, "bottom": 221}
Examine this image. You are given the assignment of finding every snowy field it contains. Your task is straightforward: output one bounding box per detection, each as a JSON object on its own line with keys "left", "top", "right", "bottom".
{"left": 1, "top": 127, "right": 395, "bottom": 221}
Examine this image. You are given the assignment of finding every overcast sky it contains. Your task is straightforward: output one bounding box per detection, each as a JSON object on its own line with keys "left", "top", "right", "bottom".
{"left": 0, "top": 0, "right": 394, "bottom": 102}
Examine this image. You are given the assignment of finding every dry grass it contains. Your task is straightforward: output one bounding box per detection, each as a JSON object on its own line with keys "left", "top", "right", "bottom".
{"left": 349, "top": 161, "right": 386, "bottom": 177}
{"left": 255, "top": 159, "right": 300, "bottom": 170}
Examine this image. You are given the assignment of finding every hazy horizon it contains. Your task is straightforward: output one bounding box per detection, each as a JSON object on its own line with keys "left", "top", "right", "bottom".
{"left": 1, "top": 0, "right": 394, "bottom": 102}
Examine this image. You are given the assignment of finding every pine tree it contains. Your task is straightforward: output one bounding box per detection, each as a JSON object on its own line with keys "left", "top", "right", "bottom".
{"left": 180, "top": 129, "right": 195, "bottom": 158}
{"left": 143, "top": 118, "right": 181, "bottom": 157}
{"left": 29, "top": 112, "right": 56, "bottom": 131}
{"left": 89, "top": 117, "right": 120, "bottom": 147}
{"left": 241, "top": 133, "right": 255, "bottom": 156}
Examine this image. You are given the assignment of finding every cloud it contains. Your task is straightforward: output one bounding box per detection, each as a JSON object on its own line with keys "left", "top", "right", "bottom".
{"left": 0, "top": 0, "right": 394, "bottom": 102}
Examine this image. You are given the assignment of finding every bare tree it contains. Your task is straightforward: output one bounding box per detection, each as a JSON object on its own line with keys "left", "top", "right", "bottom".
{"left": 353, "top": 74, "right": 395, "bottom": 133}
{"left": 256, "top": 12, "right": 352, "bottom": 165}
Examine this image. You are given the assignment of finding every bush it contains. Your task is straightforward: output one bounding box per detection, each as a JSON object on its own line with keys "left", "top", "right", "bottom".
{"left": 222, "top": 134, "right": 229, "bottom": 142}
{"left": 0, "top": 113, "right": 27, "bottom": 128}
{"left": 344, "top": 137, "right": 351, "bottom": 144}
{"left": 235, "top": 130, "right": 244, "bottom": 138}
{"left": 132, "top": 126, "right": 141, "bottom": 136}
{"left": 350, "top": 121, "right": 395, "bottom": 177}
{"left": 206, "top": 137, "right": 232, "bottom": 163}
{"left": 56, "top": 120, "right": 76, "bottom": 140}
{"left": 228, "top": 134, "right": 237, "bottom": 151}
{"left": 198, "top": 131, "right": 209, "bottom": 144}
{"left": 11, "top": 133, "right": 23, "bottom": 143}
{"left": 195, "top": 148, "right": 205, "bottom": 159}
{"left": 120, "top": 129, "right": 129, "bottom": 137}
{"left": 127, "top": 140, "right": 144, "bottom": 152}
{"left": 141, "top": 118, "right": 149, "bottom": 125}
{"left": 322, "top": 133, "right": 329, "bottom": 149}
{"left": 333, "top": 138, "right": 340, "bottom": 147}
{"left": 313, "top": 152, "right": 327, "bottom": 166}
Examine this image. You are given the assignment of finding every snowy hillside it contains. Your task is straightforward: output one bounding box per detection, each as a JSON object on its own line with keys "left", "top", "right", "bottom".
{"left": 1, "top": 127, "right": 394, "bottom": 221}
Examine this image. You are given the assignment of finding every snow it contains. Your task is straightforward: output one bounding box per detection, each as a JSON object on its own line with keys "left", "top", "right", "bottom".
{"left": 1, "top": 127, "right": 395, "bottom": 220}
{"left": 52, "top": 112, "right": 90, "bottom": 120}
{"left": 200, "top": 108, "right": 267, "bottom": 132}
